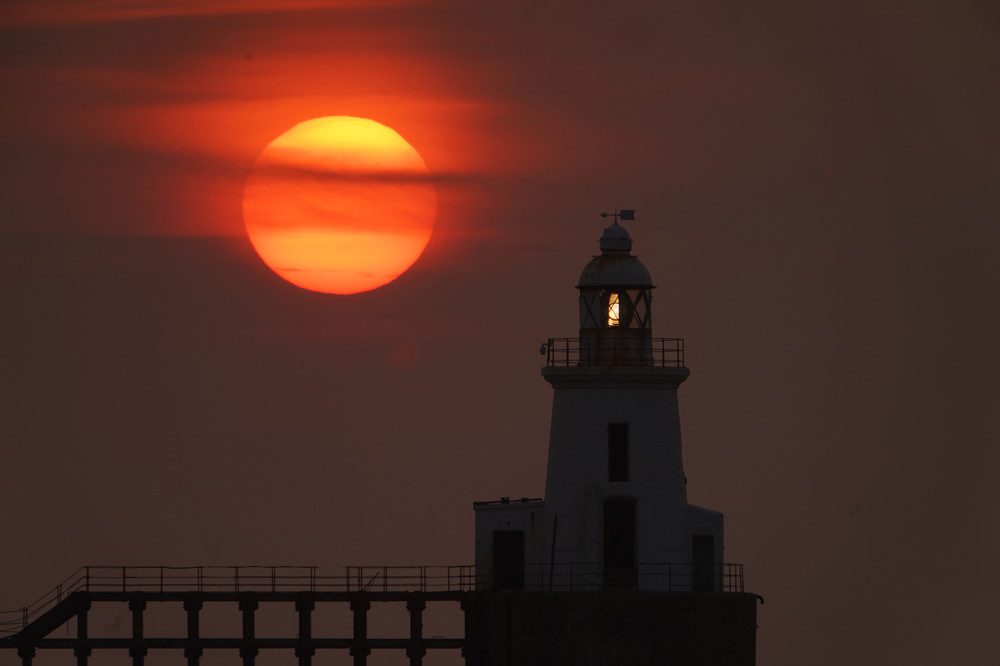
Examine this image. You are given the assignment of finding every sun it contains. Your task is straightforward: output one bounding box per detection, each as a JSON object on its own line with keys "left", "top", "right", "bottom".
{"left": 242, "top": 116, "right": 437, "bottom": 294}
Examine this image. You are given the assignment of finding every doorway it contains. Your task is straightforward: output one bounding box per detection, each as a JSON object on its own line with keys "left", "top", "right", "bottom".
{"left": 692, "top": 534, "right": 715, "bottom": 591}
{"left": 492, "top": 530, "right": 525, "bottom": 590}
{"left": 603, "top": 498, "right": 637, "bottom": 589}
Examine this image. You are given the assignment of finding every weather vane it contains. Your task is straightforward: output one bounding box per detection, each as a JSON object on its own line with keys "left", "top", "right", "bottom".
{"left": 600, "top": 208, "right": 635, "bottom": 222}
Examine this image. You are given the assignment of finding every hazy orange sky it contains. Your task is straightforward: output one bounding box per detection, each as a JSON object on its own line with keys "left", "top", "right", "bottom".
{"left": 2, "top": 1, "right": 999, "bottom": 664}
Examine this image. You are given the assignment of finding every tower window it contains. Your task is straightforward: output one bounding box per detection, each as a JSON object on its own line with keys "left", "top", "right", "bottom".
{"left": 607, "top": 292, "right": 620, "bottom": 327}
{"left": 608, "top": 423, "right": 629, "bottom": 482}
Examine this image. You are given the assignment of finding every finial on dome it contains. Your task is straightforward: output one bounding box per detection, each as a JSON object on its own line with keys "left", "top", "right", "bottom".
{"left": 598, "top": 209, "right": 635, "bottom": 253}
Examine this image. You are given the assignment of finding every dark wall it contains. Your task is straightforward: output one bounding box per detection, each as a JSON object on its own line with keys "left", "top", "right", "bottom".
{"left": 465, "top": 591, "right": 758, "bottom": 666}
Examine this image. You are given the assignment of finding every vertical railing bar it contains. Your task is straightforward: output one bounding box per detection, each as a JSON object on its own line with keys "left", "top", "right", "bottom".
{"left": 122, "top": 566, "right": 126, "bottom": 593}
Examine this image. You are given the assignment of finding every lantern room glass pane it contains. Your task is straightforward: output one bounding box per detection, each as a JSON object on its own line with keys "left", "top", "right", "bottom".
{"left": 608, "top": 293, "right": 620, "bottom": 327}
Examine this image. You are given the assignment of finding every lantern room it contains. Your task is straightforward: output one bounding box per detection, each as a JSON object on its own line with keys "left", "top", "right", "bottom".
{"left": 577, "top": 219, "right": 654, "bottom": 366}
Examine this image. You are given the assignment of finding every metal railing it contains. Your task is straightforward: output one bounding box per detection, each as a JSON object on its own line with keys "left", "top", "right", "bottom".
{"left": 0, "top": 565, "right": 475, "bottom": 637}
{"left": 505, "top": 561, "right": 744, "bottom": 593}
{"left": 544, "top": 337, "right": 685, "bottom": 367}
{"left": 345, "top": 565, "right": 475, "bottom": 593}
{"left": 477, "top": 562, "right": 745, "bottom": 592}
{"left": 1, "top": 561, "right": 744, "bottom": 637}
{"left": 0, "top": 568, "right": 88, "bottom": 638}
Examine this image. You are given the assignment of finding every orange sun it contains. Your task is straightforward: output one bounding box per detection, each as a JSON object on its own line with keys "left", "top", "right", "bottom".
{"left": 242, "top": 116, "right": 437, "bottom": 294}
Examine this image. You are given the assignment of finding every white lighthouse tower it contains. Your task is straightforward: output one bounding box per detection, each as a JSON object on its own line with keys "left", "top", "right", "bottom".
{"left": 475, "top": 214, "right": 724, "bottom": 592}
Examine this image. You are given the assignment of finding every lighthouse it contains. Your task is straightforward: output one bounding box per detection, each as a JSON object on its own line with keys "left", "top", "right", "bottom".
{"left": 475, "top": 214, "right": 723, "bottom": 591}
{"left": 469, "top": 214, "right": 756, "bottom": 665}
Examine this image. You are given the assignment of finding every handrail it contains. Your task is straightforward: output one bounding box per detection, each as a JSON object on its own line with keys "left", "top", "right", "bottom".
{"left": 544, "top": 337, "right": 685, "bottom": 367}
{"left": 1, "top": 561, "right": 744, "bottom": 637}
{"left": 491, "top": 561, "right": 744, "bottom": 593}
{"left": 0, "top": 565, "right": 475, "bottom": 637}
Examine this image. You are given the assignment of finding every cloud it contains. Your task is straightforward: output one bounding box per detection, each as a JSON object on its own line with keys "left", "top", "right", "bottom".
{"left": 0, "top": 0, "right": 428, "bottom": 27}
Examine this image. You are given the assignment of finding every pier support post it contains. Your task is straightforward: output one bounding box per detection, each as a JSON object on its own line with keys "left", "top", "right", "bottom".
{"left": 17, "top": 644, "right": 34, "bottom": 666}
{"left": 239, "top": 594, "right": 258, "bottom": 666}
{"left": 350, "top": 594, "right": 371, "bottom": 666}
{"left": 128, "top": 596, "right": 147, "bottom": 666}
{"left": 295, "top": 594, "right": 315, "bottom": 666}
{"left": 183, "top": 596, "right": 203, "bottom": 666}
{"left": 74, "top": 599, "right": 92, "bottom": 666}
{"left": 406, "top": 594, "right": 426, "bottom": 666}
{"left": 461, "top": 594, "right": 483, "bottom": 666}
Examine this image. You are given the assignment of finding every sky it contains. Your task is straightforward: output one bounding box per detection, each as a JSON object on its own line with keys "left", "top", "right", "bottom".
{"left": 1, "top": 0, "right": 999, "bottom": 664}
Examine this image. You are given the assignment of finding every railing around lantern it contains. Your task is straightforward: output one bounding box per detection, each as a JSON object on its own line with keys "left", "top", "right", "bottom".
{"left": 544, "top": 337, "right": 685, "bottom": 367}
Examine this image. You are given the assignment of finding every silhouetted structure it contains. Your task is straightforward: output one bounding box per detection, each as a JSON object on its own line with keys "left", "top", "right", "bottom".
{"left": 0, "top": 215, "right": 759, "bottom": 666}
{"left": 472, "top": 215, "right": 760, "bottom": 664}
{"left": 0, "top": 566, "right": 472, "bottom": 665}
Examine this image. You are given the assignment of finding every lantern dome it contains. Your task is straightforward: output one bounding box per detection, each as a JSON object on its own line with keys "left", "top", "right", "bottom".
{"left": 578, "top": 222, "right": 653, "bottom": 289}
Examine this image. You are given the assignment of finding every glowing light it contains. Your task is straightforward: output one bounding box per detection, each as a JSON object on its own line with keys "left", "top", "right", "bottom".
{"left": 608, "top": 293, "right": 620, "bottom": 327}
{"left": 242, "top": 116, "right": 436, "bottom": 294}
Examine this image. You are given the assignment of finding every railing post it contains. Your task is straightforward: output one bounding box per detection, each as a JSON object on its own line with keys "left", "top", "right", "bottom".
{"left": 122, "top": 567, "right": 127, "bottom": 593}
{"left": 85, "top": 567, "right": 90, "bottom": 591}
{"left": 160, "top": 568, "right": 164, "bottom": 594}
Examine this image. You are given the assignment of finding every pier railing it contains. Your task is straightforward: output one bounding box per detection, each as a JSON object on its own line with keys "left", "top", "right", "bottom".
{"left": 505, "top": 561, "right": 744, "bottom": 593}
{"left": 0, "top": 565, "right": 474, "bottom": 637}
{"left": 1, "top": 561, "right": 744, "bottom": 637}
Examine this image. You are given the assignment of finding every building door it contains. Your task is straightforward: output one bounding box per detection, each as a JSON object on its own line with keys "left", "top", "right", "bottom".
{"left": 692, "top": 534, "right": 715, "bottom": 591}
{"left": 603, "top": 498, "right": 637, "bottom": 589}
{"left": 492, "top": 530, "right": 525, "bottom": 590}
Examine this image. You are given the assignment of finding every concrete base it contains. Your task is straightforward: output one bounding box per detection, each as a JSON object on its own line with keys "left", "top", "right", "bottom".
{"left": 465, "top": 591, "right": 758, "bottom": 666}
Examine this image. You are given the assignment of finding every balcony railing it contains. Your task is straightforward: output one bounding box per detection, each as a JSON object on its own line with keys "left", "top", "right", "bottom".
{"left": 483, "top": 561, "right": 743, "bottom": 593}
{"left": 544, "top": 337, "right": 685, "bottom": 367}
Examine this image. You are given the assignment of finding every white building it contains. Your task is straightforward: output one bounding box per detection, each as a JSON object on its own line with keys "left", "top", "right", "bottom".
{"left": 474, "top": 217, "right": 724, "bottom": 592}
